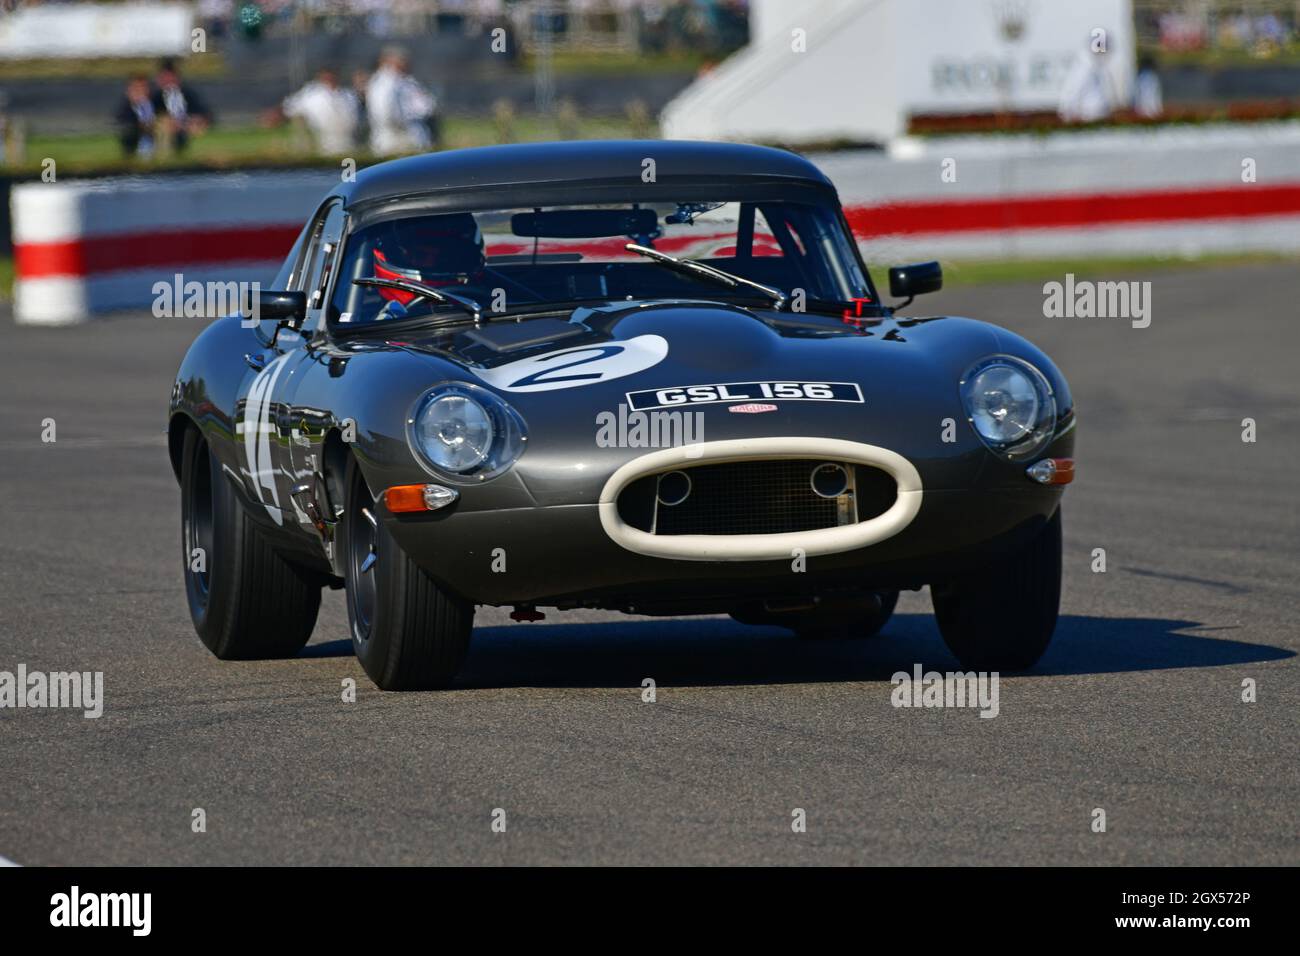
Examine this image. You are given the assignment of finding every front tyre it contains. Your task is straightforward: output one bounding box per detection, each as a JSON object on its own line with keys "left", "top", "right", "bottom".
{"left": 180, "top": 426, "right": 320, "bottom": 659}
{"left": 340, "top": 457, "right": 473, "bottom": 690}
{"left": 931, "top": 508, "right": 1062, "bottom": 671}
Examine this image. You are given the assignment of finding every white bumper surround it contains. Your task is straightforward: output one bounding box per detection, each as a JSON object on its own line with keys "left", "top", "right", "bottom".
{"left": 598, "top": 437, "right": 924, "bottom": 562}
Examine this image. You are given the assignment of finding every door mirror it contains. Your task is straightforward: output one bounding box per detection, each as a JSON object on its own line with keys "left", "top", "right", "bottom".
{"left": 888, "top": 261, "right": 943, "bottom": 299}
{"left": 245, "top": 290, "right": 307, "bottom": 328}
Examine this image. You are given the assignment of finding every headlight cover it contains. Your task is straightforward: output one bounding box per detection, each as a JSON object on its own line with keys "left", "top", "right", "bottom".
{"left": 959, "top": 355, "right": 1056, "bottom": 460}
{"left": 407, "top": 383, "right": 527, "bottom": 481}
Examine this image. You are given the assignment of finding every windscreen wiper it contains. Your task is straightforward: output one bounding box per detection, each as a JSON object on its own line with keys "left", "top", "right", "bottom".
{"left": 624, "top": 243, "right": 787, "bottom": 310}
{"left": 353, "top": 277, "right": 484, "bottom": 324}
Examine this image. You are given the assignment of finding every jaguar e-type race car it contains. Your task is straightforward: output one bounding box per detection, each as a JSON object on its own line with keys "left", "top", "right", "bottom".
{"left": 168, "top": 141, "right": 1075, "bottom": 690}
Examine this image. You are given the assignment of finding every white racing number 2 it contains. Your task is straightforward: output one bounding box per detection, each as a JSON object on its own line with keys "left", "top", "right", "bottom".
{"left": 474, "top": 334, "right": 669, "bottom": 393}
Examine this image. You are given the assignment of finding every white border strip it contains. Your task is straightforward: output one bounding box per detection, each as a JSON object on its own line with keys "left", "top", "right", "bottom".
{"left": 597, "top": 436, "right": 923, "bottom": 561}
{"left": 626, "top": 381, "right": 864, "bottom": 410}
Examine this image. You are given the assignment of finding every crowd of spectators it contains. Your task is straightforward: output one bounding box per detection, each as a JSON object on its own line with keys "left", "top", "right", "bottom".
{"left": 192, "top": 0, "right": 749, "bottom": 53}
{"left": 112, "top": 45, "right": 443, "bottom": 159}
{"left": 113, "top": 59, "right": 213, "bottom": 158}
{"left": 1135, "top": 2, "right": 1297, "bottom": 57}
{"left": 1057, "top": 35, "right": 1164, "bottom": 125}
{"left": 266, "top": 45, "right": 439, "bottom": 156}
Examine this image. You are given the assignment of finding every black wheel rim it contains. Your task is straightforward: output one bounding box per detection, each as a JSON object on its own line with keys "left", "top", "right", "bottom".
{"left": 347, "top": 484, "right": 378, "bottom": 642}
{"left": 184, "top": 442, "right": 214, "bottom": 609}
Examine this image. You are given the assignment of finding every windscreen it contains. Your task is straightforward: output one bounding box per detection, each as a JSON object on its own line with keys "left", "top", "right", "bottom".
{"left": 330, "top": 199, "right": 869, "bottom": 325}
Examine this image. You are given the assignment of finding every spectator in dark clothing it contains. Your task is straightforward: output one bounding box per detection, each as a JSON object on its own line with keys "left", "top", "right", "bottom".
{"left": 115, "top": 75, "right": 157, "bottom": 158}
{"left": 152, "top": 58, "right": 213, "bottom": 153}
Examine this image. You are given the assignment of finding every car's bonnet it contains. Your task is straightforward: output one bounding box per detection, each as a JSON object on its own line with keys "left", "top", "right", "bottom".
{"left": 393, "top": 300, "right": 999, "bottom": 392}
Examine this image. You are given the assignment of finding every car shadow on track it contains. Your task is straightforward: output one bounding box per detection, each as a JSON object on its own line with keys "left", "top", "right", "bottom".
{"left": 301, "top": 613, "right": 1293, "bottom": 687}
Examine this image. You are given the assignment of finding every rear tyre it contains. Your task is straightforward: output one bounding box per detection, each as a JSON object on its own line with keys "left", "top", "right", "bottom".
{"left": 339, "top": 457, "right": 473, "bottom": 690}
{"left": 931, "top": 508, "right": 1061, "bottom": 671}
{"left": 180, "top": 426, "right": 320, "bottom": 659}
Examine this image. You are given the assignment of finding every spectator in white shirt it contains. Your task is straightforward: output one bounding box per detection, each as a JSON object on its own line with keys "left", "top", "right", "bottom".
{"left": 1058, "top": 40, "right": 1118, "bottom": 125}
{"left": 366, "top": 46, "right": 438, "bottom": 155}
{"left": 282, "top": 68, "right": 360, "bottom": 155}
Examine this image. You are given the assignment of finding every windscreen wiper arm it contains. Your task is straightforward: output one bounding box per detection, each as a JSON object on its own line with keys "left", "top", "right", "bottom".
{"left": 624, "top": 243, "right": 787, "bottom": 310}
{"left": 353, "top": 276, "right": 483, "bottom": 324}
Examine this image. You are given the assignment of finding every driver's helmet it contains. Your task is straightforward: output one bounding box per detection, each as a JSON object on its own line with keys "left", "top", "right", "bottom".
{"left": 372, "top": 213, "right": 486, "bottom": 304}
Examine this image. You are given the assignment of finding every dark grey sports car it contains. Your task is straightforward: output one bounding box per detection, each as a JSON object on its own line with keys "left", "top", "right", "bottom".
{"left": 168, "top": 140, "right": 1075, "bottom": 690}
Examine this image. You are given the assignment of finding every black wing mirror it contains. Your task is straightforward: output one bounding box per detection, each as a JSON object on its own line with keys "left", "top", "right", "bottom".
{"left": 245, "top": 290, "right": 307, "bottom": 328}
{"left": 888, "top": 261, "right": 943, "bottom": 304}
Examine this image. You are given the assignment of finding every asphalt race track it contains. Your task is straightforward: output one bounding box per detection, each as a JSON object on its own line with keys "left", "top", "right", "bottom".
{"left": 1, "top": 263, "right": 1296, "bottom": 866}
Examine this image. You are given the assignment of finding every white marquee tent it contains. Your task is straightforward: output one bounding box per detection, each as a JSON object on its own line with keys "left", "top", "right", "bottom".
{"left": 661, "top": 0, "right": 1135, "bottom": 145}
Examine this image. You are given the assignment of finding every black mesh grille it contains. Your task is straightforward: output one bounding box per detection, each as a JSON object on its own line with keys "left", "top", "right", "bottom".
{"left": 657, "top": 460, "right": 833, "bottom": 535}
{"left": 614, "top": 459, "right": 897, "bottom": 537}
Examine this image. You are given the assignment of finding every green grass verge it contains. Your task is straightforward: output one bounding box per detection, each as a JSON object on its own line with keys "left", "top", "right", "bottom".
{"left": 934, "top": 252, "right": 1299, "bottom": 286}
{"left": 22, "top": 126, "right": 303, "bottom": 173}
{"left": 0, "top": 255, "right": 12, "bottom": 302}
{"left": 9, "top": 117, "right": 648, "bottom": 177}
{"left": 0, "top": 55, "right": 228, "bottom": 81}
{"left": 526, "top": 49, "right": 713, "bottom": 75}
{"left": 443, "top": 114, "right": 648, "bottom": 148}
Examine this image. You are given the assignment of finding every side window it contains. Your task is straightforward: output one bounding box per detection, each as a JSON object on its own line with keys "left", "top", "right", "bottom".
{"left": 751, "top": 209, "right": 786, "bottom": 257}
{"left": 298, "top": 201, "right": 347, "bottom": 331}
{"left": 272, "top": 219, "right": 311, "bottom": 291}
{"left": 292, "top": 213, "right": 326, "bottom": 293}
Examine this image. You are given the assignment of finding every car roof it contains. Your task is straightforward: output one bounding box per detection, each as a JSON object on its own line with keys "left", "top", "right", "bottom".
{"left": 338, "top": 140, "right": 835, "bottom": 208}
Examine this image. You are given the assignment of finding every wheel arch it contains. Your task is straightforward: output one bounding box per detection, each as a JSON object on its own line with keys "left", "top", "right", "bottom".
{"left": 168, "top": 412, "right": 198, "bottom": 484}
{"left": 320, "top": 426, "right": 354, "bottom": 521}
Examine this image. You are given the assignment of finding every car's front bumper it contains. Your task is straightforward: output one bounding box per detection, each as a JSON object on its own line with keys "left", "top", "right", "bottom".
{"left": 386, "top": 479, "right": 1066, "bottom": 609}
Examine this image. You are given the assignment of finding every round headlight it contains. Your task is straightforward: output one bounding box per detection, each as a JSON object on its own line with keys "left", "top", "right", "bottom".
{"left": 416, "top": 394, "right": 493, "bottom": 472}
{"left": 408, "top": 383, "right": 526, "bottom": 480}
{"left": 960, "top": 356, "right": 1055, "bottom": 458}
